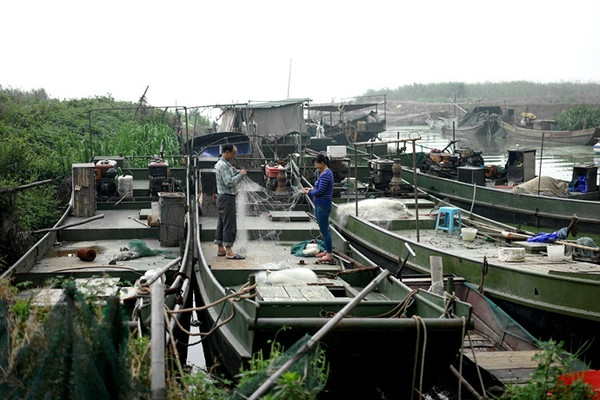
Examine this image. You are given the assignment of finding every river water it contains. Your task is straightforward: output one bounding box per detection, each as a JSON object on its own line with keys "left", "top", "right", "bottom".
{"left": 380, "top": 124, "right": 600, "bottom": 181}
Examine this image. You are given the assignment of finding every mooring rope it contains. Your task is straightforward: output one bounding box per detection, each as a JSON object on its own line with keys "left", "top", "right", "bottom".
{"left": 166, "top": 282, "right": 257, "bottom": 338}
{"left": 458, "top": 316, "right": 467, "bottom": 399}
{"left": 466, "top": 330, "right": 488, "bottom": 398}
{"left": 163, "top": 308, "right": 188, "bottom": 391}
{"left": 410, "top": 315, "right": 428, "bottom": 399}
{"left": 410, "top": 314, "right": 421, "bottom": 400}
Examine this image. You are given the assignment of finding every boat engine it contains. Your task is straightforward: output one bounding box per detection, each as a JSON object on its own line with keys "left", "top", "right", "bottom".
{"left": 148, "top": 158, "right": 176, "bottom": 196}
{"left": 368, "top": 159, "right": 394, "bottom": 190}
{"left": 419, "top": 147, "right": 484, "bottom": 179}
{"left": 94, "top": 159, "right": 118, "bottom": 198}
{"left": 264, "top": 163, "right": 287, "bottom": 193}
{"left": 328, "top": 157, "right": 349, "bottom": 184}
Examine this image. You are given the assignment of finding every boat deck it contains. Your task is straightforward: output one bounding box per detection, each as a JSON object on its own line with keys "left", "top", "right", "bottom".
{"left": 26, "top": 207, "right": 181, "bottom": 275}
{"left": 393, "top": 225, "right": 600, "bottom": 276}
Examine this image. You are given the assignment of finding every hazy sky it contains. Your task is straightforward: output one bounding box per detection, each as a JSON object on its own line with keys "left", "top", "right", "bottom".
{"left": 2, "top": 0, "right": 599, "bottom": 107}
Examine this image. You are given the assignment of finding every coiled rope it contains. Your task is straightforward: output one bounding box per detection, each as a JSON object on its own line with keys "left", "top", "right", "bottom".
{"left": 166, "top": 281, "right": 257, "bottom": 337}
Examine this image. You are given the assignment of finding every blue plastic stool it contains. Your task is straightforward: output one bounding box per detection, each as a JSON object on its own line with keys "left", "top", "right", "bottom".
{"left": 435, "top": 207, "right": 461, "bottom": 235}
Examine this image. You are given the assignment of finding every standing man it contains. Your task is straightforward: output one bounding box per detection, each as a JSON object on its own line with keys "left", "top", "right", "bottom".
{"left": 301, "top": 153, "right": 334, "bottom": 263}
{"left": 214, "top": 144, "right": 247, "bottom": 260}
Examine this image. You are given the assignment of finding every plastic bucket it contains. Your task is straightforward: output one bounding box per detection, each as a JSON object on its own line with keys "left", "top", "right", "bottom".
{"left": 547, "top": 244, "right": 565, "bottom": 261}
{"left": 461, "top": 227, "right": 477, "bottom": 241}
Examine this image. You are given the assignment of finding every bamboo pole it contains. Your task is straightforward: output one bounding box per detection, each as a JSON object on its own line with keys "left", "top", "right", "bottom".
{"left": 248, "top": 269, "right": 392, "bottom": 400}
{"left": 462, "top": 218, "right": 600, "bottom": 252}
{"left": 32, "top": 214, "right": 104, "bottom": 234}
{"left": 0, "top": 179, "right": 53, "bottom": 195}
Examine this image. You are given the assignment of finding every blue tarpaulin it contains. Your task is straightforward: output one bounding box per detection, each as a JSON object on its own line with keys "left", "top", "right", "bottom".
{"left": 526, "top": 227, "right": 568, "bottom": 243}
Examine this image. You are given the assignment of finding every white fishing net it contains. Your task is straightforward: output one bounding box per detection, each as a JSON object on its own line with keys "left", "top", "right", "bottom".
{"left": 335, "top": 198, "right": 413, "bottom": 229}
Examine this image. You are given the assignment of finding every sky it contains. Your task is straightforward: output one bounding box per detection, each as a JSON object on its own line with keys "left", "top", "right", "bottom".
{"left": 2, "top": 0, "right": 599, "bottom": 108}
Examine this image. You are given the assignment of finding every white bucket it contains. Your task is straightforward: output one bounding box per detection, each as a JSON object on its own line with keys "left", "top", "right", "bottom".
{"left": 461, "top": 227, "right": 477, "bottom": 241}
{"left": 547, "top": 244, "right": 565, "bottom": 261}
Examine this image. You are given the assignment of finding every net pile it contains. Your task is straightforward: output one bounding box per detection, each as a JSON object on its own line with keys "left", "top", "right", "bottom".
{"left": 228, "top": 334, "right": 328, "bottom": 400}
{"left": 335, "top": 198, "right": 413, "bottom": 229}
{"left": 0, "top": 284, "right": 142, "bottom": 400}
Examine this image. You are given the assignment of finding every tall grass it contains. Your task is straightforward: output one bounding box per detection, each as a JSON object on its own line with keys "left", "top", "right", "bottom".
{"left": 93, "top": 121, "right": 184, "bottom": 168}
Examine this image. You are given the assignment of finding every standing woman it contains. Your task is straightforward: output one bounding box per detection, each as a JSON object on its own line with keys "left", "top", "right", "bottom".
{"left": 301, "top": 153, "right": 334, "bottom": 263}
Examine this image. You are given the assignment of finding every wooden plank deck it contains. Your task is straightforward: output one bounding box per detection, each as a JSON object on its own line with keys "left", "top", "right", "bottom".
{"left": 465, "top": 350, "right": 539, "bottom": 384}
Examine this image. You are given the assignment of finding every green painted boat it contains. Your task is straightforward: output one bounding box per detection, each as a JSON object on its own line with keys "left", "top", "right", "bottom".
{"left": 3, "top": 158, "right": 194, "bottom": 366}
{"left": 192, "top": 164, "right": 473, "bottom": 399}
{"left": 398, "top": 164, "right": 600, "bottom": 235}
{"left": 326, "top": 191, "right": 600, "bottom": 368}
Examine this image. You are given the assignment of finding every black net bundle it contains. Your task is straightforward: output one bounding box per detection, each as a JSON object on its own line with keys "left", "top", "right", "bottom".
{"left": 0, "top": 283, "right": 146, "bottom": 400}
{"left": 228, "top": 334, "right": 329, "bottom": 400}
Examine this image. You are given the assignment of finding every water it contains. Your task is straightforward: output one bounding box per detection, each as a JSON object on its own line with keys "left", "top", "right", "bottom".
{"left": 380, "top": 125, "right": 600, "bottom": 181}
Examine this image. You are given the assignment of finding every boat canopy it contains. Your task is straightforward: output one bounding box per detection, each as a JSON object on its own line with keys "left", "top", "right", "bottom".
{"left": 218, "top": 98, "right": 309, "bottom": 138}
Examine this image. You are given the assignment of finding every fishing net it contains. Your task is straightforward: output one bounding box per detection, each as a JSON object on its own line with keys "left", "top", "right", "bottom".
{"left": 233, "top": 176, "right": 308, "bottom": 256}
{"left": 128, "top": 238, "right": 172, "bottom": 257}
{"left": 290, "top": 239, "right": 326, "bottom": 257}
{"left": 334, "top": 198, "right": 412, "bottom": 229}
{"left": 228, "top": 334, "right": 328, "bottom": 400}
{"left": 110, "top": 239, "right": 174, "bottom": 263}
{"left": 0, "top": 284, "right": 146, "bottom": 400}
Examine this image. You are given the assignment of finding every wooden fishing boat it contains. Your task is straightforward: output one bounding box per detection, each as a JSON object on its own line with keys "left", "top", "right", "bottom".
{"left": 498, "top": 119, "right": 600, "bottom": 146}
{"left": 441, "top": 113, "right": 499, "bottom": 137}
{"left": 191, "top": 160, "right": 473, "bottom": 399}
{"left": 344, "top": 240, "right": 544, "bottom": 389}
{"left": 2, "top": 156, "right": 194, "bottom": 365}
{"left": 323, "top": 187, "right": 600, "bottom": 368}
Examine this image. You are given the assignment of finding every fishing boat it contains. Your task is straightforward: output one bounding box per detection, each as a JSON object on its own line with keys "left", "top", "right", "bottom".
{"left": 399, "top": 142, "right": 600, "bottom": 234}
{"left": 498, "top": 119, "right": 600, "bottom": 146}
{"left": 307, "top": 95, "right": 387, "bottom": 149}
{"left": 344, "top": 244, "right": 544, "bottom": 389}
{"left": 326, "top": 184, "right": 600, "bottom": 368}
{"left": 187, "top": 95, "right": 387, "bottom": 160}
{"left": 191, "top": 157, "right": 474, "bottom": 399}
{"left": 292, "top": 138, "right": 600, "bottom": 368}
{"left": 2, "top": 156, "right": 194, "bottom": 376}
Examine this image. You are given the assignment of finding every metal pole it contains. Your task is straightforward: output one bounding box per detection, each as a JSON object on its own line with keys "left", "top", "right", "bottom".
{"left": 412, "top": 137, "right": 420, "bottom": 242}
{"left": 88, "top": 109, "right": 93, "bottom": 162}
{"left": 538, "top": 132, "right": 545, "bottom": 195}
{"left": 354, "top": 143, "right": 358, "bottom": 216}
{"left": 151, "top": 281, "right": 166, "bottom": 400}
{"left": 248, "top": 269, "right": 392, "bottom": 400}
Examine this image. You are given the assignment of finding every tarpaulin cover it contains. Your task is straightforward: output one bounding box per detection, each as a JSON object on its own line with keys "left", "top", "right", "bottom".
{"left": 513, "top": 176, "right": 569, "bottom": 196}
{"left": 526, "top": 227, "right": 568, "bottom": 242}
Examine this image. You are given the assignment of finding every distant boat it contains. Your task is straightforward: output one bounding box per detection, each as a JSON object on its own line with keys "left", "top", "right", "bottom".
{"left": 498, "top": 119, "right": 600, "bottom": 146}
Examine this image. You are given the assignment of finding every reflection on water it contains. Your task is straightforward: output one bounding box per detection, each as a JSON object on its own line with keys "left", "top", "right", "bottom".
{"left": 380, "top": 125, "right": 599, "bottom": 181}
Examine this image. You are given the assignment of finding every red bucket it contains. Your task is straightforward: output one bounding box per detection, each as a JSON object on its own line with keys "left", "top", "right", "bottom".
{"left": 558, "top": 370, "right": 600, "bottom": 399}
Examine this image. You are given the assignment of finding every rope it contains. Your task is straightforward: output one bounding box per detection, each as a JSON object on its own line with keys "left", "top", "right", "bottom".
{"left": 166, "top": 282, "right": 257, "bottom": 338}
{"left": 458, "top": 316, "right": 467, "bottom": 399}
{"left": 470, "top": 183, "right": 477, "bottom": 215}
{"left": 442, "top": 291, "right": 457, "bottom": 318}
{"left": 167, "top": 281, "right": 257, "bottom": 314}
{"left": 466, "top": 330, "right": 488, "bottom": 398}
{"left": 410, "top": 315, "right": 421, "bottom": 400}
{"left": 416, "top": 316, "right": 427, "bottom": 399}
{"left": 163, "top": 308, "right": 189, "bottom": 392}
